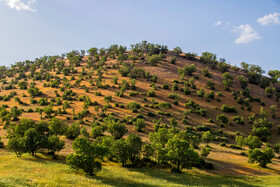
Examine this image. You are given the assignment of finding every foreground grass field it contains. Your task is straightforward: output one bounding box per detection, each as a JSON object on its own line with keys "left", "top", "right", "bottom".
{"left": 0, "top": 150, "right": 280, "bottom": 187}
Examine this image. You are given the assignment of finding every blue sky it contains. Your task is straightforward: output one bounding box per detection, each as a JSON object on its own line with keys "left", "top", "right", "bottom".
{"left": 0, "top": 0, "right": 279, "bottom": 72}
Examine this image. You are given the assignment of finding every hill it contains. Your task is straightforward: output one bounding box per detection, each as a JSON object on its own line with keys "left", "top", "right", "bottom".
{"left": 0, "top": 41, "right": 280, "bottom": 186}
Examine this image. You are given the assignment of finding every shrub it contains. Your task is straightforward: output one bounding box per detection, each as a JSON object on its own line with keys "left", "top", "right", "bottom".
{"left": 202, "top": 67, "right": 211, "bottom": 78}
{"left": 147, "top": 89, "right": 156, "bottom": 97}
{"left": 196, "top": 126, "right": 211, "bottom": 131}
{"left": 171, "top": 56, "right": 176, "bottom": 64}
{"left": 148, "top": 54, "right": 162, "bottom": 66}
{"left": 162, "top": 84, "right": 169, "bottom": 89}
{"left": 134, "top": 119, "right": 146, "bottom": 132}
{"left": 221, "top": 104, "right": 237, "bottom": 113}
{"left": 232, "top": 116, "right": 244, "bottom": 125}
{"left": 65, "top": 123, "right": 81, "bottom": 139}
{"left": 127, "top": 102, "right": 141, "bottom": 112}
{"left": 216, "top": 114, "right": 229, "bottom": 124}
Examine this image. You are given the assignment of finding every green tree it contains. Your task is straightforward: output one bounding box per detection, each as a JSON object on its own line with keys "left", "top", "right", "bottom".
{"left": 237, "top": 75, "right": 248, "bottom": 89}
{"left": 7, "top": 138, "right": 25, "bottom": 157}
{"left": 133, "top": 119, "right": 146, "bottom": 132}
{"left": 47, "top": 135, "right": 65, "bottom": 158}
{"left": 22, "top": 128, "right": 44, "bottom": 156}
{"left": 48, "top": 118, "right": 68, "bottom": 135}
{"left": 248, "top": 147, "right": 274, "bottom": 168}
{"left": 10, "top": 106, "right": 22, "bottom": 121}
{"left": 173, "top": 47, "right": 182, "bottom": 55}
{"left": 245, "top": 135, "right": 262, "bottom": 149}
{"left": 125, "top": 134, "right": 143, "bottom": 165}
{"left": 66, "top": 138, "right": 102, "bottom": 176}
{"left": 107, "top": 119, "right": 127, "bottom": 139}
{"left": 166, "top": 136, "right": 199, "bottom": 173}
{"left": 222, "top": 72, "right": 234, "bottom": 91}
{"left": 201, "top": 131, "right": 213, "bottom": 146}
{"left": 65, "top": 123, "right": 81, "bottom": 139}
{"left": 201, "top": 146, "right": 211, "bottom": 159}
{"left": 110, "top": 139, "right": 128, "bottom": 166}
{"left": 235, "top": 136, "right": 246, "bottom": 150}
{"left": 274, "top": 143, "right": 280, "bottom": 158}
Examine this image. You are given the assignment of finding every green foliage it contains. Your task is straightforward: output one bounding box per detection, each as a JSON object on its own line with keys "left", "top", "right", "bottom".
{"left": 216, "top": 114, "right": 229, "bottom": 124}
{"left": 7, "top": 138, "right": 25, "bottom": 157}
{"left": 66, "top": 138, "right": 102, "bottom": 176}
{"left": 222, "top": 72, "right": 234, "bottom": 90}
{"left": 148, "top": 54, "right": 162, "bottom": 66}
{"left": 106, "top": 119, "right": 127, "bottom": 139}
{"left": 200, "top": 52, "right": 217, "bottom": 64}
{"left": 237, "top": 75, "right": 248, "bottom": 89}
{"left": 202, "top": 67, "right": 211, "bottom": 78}
{"left": 47, "top": 135, "right": 65, "bottom": 158}
{"left": 248, "top": 147, "right": 274, "bottom": 168}
{"left": 173, "top": 47, "right": 182, "bottom": 55}
{"left": 127, "top": 102, "right": 141, "bottom": 112}
{"left": 232, "top": 116, "right": 244, "bottom": 125}
{"left": 201, "top": 146, "right": 211, "bottom": 159}
{"left": 147, "top": 89, "right": 156, "bottom": 97}
{"left": 179, "top": 64, "right": 196, "bottom": 77}
{"left": 201, "top": 131, "right": 213, "bottom": 146}
{"left": 22, "top": 128, "right": 45, "bottom": 156}
{"left": 245, "top": 135, "right": 262, "bottom": 149}
{"left": 206, "top": 81, "right": 215, "bottom": 90}
{"left": 48, "top": 118, "right": 68, "bottom": 135}
{"left": 65, "top": 123, "right": 81, "bottom": 140}
{"left": 171, "top": 56, "right": 177, "bottom": 64}
{"left": 27, "top": 87, "right": 42, "bottom": 97}
{"left": 133, "top": 119, "right": 146, "bottom": 132}
{"left": 221, "top": 104, "right": 236, "bottom": 113}
{"left": 166, "top": 136, "right": 199, "bottom": 173}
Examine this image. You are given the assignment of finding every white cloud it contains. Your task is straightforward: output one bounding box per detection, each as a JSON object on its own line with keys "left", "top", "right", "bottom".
{"left": 233, "top": 24, "right": 261, "bottom": 44}
{"left": 2, "top": 0, "right": 37, "bottom": 11}
{"left": 257, "top": 13, "right": 280, "bottom": 25}
{"left": 213, "top": 21, "right": 222, "bottom": 27}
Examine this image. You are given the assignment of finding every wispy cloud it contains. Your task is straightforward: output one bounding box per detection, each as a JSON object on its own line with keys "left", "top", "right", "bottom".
{"left": 257, "top": 13, "right": 280, "bottom": 26}
{"left": 233, "top": 24, "right": 261, "bottom": 44}
{"left": 2, "top": 0, "right": 37, "bottom": 12}
{"left": 213, "top": 21, "right": 222, "bottom": 27}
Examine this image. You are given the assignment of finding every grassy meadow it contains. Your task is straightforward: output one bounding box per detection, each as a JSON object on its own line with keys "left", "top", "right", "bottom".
{"left": 0, "top": 150, "right": 280, "bottom": 187}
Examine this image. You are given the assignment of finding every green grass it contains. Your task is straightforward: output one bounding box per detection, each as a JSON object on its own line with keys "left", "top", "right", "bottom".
{"left": 0, "top": 150, "right": 280, "bottom": 187}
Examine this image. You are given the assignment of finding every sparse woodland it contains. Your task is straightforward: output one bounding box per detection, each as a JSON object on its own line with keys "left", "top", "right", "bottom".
{"left": 1, "top": 41, "right": 280, "bottom": 177}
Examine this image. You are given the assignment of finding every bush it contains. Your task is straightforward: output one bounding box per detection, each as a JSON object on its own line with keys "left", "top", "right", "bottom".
{"left": 65, "top": 123, "right": 81, "bottom": 139}
{"left": 202, "top": 67, "right": 211, "bottom": 78}
{"left": 221, "top": 104, "right": 237, "bottom": 113}
{"left": 148, "top": 54, "right": 162, "bottom": 66}
{"left": 216, "top": 114, "right": 229, "bottom": 124}
{"left": 232, "top": 116, "right": 244, "bottom": 125}
{"left": 171, "top": 56, "right": 176, "bottom": 64}
{"left": 134, "top": 119, "right": 146, "bottom": 132}
{"left": 147, "top": 111, "right": 156, "bottom": 117}
{"left": 147, "top": 89, "right": 156, "bottom": 97}
{"left": 162, "top": 84, "right": 169, "bottom": 89}
{"left": 196, "top": 126, "right": 211, "bottom": 131}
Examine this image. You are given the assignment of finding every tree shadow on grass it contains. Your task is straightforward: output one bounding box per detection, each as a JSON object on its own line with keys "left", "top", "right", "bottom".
{"left": 125, "top": 167, "right": 258, "bottom": 187}
{"left": 206, "top": 158, "right": 277, "bottom": 176}
{"left": 87, "top": 174, "right": 156, "bottom": 187}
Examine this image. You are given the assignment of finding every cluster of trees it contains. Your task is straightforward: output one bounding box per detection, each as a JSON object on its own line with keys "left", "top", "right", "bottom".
{"left": 235, "top": 135, "right": 275, "bottom": 168}
{"left": 66, "top": 120, "right": 213, "bottom": 175}
{"left": 7, "top": 118, "right": 65, "bottom": 158}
